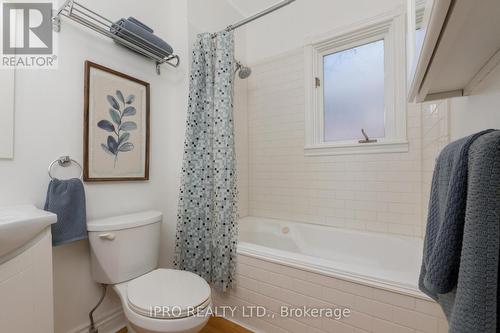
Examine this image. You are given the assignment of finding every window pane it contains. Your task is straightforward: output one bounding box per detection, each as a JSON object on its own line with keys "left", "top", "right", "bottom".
{"left": 415, "top": 28, "right": 425, "bottom": 56}
{"left": 323, "top": 40, "right": 385, "bottom": 142}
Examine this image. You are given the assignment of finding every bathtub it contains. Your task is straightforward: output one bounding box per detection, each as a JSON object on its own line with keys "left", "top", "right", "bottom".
{"left": 237, "top": 216, "right": 424, "bottom": 297}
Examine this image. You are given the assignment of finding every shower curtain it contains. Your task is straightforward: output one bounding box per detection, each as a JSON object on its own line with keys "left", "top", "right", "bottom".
{"left": 174, "top": 32, "right": 238, "bottom": 292}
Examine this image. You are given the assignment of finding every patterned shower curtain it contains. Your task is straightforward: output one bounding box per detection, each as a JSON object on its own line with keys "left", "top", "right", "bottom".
{"left": 174, "top": 32, "right": 238, "bottom": 292}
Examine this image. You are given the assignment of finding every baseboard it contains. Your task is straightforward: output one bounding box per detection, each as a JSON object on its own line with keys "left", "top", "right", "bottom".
{"left": 67, "top": 308, "right": 256, "bottom": 333}
{"left": 69, "top": 308, "right": 126, "bottom": 333}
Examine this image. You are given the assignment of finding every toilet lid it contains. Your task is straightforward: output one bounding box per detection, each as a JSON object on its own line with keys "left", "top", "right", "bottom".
{"left": 127, "top": 269, "right": 211, "bottom": 319}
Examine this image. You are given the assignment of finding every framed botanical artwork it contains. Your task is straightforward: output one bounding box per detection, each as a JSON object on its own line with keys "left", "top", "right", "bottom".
{"left": 84, "top": 61, "right": 150, "bottom": 181}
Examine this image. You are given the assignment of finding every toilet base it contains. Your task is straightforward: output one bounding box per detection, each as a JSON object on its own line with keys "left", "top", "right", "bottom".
{"left": 126, "top": 318, "right": 209, "bottom": 333}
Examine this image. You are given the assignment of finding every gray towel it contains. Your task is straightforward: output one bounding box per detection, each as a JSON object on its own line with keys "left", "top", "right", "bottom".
{"left": 420, "top": 130, "right": 500, "bottom": 332}
{"left": 420, "top": 129, "right": 494, "bottom": 294}
{"left": 127, "top": 17, "right": 153, "bottom": 33}
{"left": 44, "top": 178, "right": 87, "bottom": 246}
{"left": 111, "top": 18, "right": 173, "bottom": 58}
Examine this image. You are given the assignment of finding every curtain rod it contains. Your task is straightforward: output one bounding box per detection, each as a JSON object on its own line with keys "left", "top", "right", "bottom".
{"left": 224, "top": 0, "right": 296, "bottom": 32}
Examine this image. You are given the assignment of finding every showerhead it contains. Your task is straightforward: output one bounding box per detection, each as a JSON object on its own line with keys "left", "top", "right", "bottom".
{"left": 238, "top": 66, "right": 252, "bottom": 79}
{"left": 235, "top": 61, "right": 252, "bottom": 79}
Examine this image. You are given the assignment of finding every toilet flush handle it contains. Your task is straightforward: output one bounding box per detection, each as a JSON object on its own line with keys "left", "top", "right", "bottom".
{"left": 98, "top": 233, "right": 115, "bottom": 241}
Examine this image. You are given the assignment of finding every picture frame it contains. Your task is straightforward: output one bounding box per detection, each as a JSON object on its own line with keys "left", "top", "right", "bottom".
{"left": 84, "top": 61, "right": 150, "bottom": 182}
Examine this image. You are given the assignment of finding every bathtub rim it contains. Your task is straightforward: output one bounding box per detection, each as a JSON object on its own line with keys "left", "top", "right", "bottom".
{"left": 237, "top": 241, "right": 431, "bottom": 301}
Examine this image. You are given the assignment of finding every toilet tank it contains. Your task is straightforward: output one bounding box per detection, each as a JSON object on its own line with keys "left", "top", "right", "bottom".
{"left": 87, "top": 211, "right": 163, "bottom": 284}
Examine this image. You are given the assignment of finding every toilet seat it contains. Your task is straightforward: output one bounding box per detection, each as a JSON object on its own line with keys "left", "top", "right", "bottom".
{"left": 126, "top": 269, "right": 211, "bottom": 320}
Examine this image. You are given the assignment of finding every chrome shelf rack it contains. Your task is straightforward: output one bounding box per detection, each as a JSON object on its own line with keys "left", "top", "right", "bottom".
{"left": 52, "top": 0, "right": 180, "bottom": 74}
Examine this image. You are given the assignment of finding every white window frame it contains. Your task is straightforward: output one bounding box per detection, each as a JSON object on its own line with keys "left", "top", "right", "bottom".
{"left": 304, "top": 10, "right": 408, "bottom": 156}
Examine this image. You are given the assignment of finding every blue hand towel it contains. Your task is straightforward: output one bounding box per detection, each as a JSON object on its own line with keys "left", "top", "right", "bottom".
{"left": 44, "top": 178, "right": 87, "bottom": 246}
{"left": 111, "top": 18, "right": 174, "bottom": 58}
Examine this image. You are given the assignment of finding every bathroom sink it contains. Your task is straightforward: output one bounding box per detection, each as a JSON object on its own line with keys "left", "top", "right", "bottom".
{"left": 0, "top": 205, "right": 57, "bottom": 260}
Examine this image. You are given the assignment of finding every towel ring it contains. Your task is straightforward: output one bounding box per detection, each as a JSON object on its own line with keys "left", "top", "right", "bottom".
{"left": 48, "top": 156, "right": 83, "bottom": 180}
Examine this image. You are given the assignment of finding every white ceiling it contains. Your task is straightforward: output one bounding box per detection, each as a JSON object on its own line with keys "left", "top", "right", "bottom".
{"left": 226, "top": 0, "right": 282, "bottom": 17}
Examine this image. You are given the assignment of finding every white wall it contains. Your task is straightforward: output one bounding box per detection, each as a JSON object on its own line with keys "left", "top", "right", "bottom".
{"left": 0, "top": 0, "right": 190, "bottom": 332}
{"left": 187, "top": 0, "right": 246, "bottom": 61}
{"left": 448, "top": 65, "right": 500, "bottom": 140}
{"left": 188, "top": 0, "right": 243, "bottom": 33}
{"left": 244, "top": 0, "right": 405, "bottom": 64}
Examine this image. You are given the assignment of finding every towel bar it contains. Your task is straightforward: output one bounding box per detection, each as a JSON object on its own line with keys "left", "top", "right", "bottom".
{"left": 52, "top": 0, "right": 180, "bottom": 75}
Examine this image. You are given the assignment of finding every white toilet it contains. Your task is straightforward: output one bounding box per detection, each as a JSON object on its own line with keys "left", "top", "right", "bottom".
{"left": 87, "top": 211, "right": 211, "bottom": 333}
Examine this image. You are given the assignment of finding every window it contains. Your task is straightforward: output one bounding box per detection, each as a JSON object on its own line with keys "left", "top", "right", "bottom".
{"left": 323, "top": 40, "right": 385, "bottom": 142}
{"left": 305, "top": 11, "right": 408, "bottom": 156}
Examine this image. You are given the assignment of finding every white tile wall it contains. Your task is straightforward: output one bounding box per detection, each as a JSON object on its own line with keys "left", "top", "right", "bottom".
{"left": 420, "top": 101, "right": 449, "bottom": 228}
{"left": 235, "top": 78, "right": 249, "bottom": 217}
{"left": 243, "top": 51, "right": 423, "bottom": 237}
{"left": 213, "top": 255, "right": 448, "bottom": 333}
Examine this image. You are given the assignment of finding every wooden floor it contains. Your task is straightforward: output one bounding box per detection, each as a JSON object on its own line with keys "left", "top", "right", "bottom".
{"left": 116, "top": 316, "right": 252, "bottom": 333}
{"left": 200, "top": 317, "right": 252, "bottom": 333}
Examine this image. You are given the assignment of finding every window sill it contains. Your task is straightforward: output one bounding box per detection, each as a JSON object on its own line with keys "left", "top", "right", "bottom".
{"left": 304, "top": 140, "right": 409, "bottom": 156}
